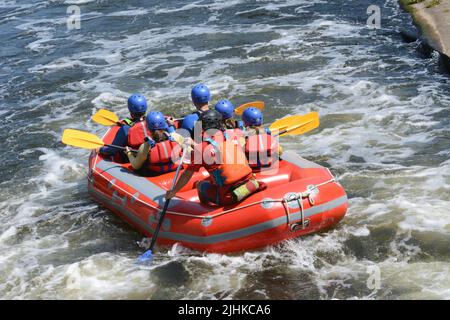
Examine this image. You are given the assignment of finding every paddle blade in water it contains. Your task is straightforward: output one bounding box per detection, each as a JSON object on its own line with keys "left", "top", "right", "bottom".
{"left": 62, "top": 129, "right": 106, "bottom": 150}
{"left": 235, "top": 101, "right": 265, "bottom": 115}
{"left": 92, "top": 109, "right": 119, "bottom": 126}
{"left": 137, "top": 249, "right": 153, "bottom": 264}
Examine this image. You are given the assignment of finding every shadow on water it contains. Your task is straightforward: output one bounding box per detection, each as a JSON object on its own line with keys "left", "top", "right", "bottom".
{"left": 234, "top": 268, "right": 320, "bottom": 300}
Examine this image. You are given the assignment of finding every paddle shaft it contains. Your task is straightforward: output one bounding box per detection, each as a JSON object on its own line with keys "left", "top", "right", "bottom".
{"left": 272, "top": 118, "right": 315, "bottom": 137}
{"left": 104, "top": 143, "right": 138, "bottom": 153}
{"left": 273, "top": 129, "right": 287, "bottom": 137}
{"left": 148, "top": 147, "right": 188, "bottom": 252}
{"left": 148, "top": 198, "right": 172, "bottom": 252}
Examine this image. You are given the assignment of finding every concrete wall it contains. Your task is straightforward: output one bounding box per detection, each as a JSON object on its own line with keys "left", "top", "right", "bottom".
{"left": 400, "top": 0, "right": 450, "bottom": 71}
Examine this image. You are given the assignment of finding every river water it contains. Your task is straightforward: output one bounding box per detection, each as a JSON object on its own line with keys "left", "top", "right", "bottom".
{"left": 0, "top": 0, "right": 449, "bottom": 299}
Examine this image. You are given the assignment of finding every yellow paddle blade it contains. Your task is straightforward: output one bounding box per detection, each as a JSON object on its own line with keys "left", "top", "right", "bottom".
{"left": 270, "top": 114, "right": 305, "bottom": 132}
{"left": 235, "top": 101, "right": 265, "bottom": 116}
{"left": 91, "top": 109, "right": 119, "bottom": 126}
{"left": 281, "top": 113, "right": 319, "bottom": 136}
{"left": 270, "top": 112, "right": 320, "bottom": 137}
{"left": 62, "top": 129, "right": 105, "bottom": 150}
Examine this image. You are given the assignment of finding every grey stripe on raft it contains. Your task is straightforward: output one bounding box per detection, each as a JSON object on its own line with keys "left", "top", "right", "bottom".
{"left": 96, "top": 160, "right": 167, "bottom": 206}
{"left": 96, "top": 160, "right": 206, "bottom": 211}
{"left": 89, "top": 184, "right": 347, "bottom": 245}
{"left": 280, "top": 151, "right": 323, "bottom": 168}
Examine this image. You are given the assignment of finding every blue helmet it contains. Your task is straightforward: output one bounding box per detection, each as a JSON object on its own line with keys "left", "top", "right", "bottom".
{"left": 146, "top": 111, "right": 168, "bottom": 130}
{"left": 191, "top": 83, "right": 211, "bottom": 105}
{"left": 128, "top": 94, "right": 148, "bottom": 115}
{"left": 214, "top": 99, "right": 235, "bottom": 120}
{"left": 242, "top": 107, "right": 263, "bottom": 126}
{"left": 181, "top": 113, "right": 199, "bottom": 132}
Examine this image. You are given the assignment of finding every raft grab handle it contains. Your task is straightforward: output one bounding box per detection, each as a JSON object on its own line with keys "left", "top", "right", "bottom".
{"left": 282, "top": 179, "right": 335, "bottom": 231}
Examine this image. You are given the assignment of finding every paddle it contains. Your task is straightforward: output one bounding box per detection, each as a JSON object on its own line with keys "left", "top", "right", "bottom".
{"left": 137, "top": 146, "right": 189, "bottom": 264}
{"left": 61, "top": 129, "right": 137, "bottom": 152}
{"left": 91, "top": 109, "right": 119, "bottom": 126}
{"left": 234, "top": 101, "right": 265, "bottom": 116}
{"left": 270, "top": 112, "right": 319, "bottom": 137}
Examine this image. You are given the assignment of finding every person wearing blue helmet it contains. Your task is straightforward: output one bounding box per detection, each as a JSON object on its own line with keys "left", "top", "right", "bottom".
{"left": 165, "top": 110, "right": 266, "bottom": 206}
{"left": 126, "top": 94, "right": 153, "bottom": 150}
{"left": 214, "top": 99, "right": 246, "bottom": 147}
{"left": 242, "top": 107, "right": 265, "bottom": 133}
{"left": 242, "top": 107, "right": 282, "bottom": 169}
{"left": 177, "top": 83, "right": 211, "bottom": 137}
{"left": 214, "top": 99, "right": 245, "bottom": 130}
{"left": 99, "top": 93, "right": 148, "bottom": 161}
{"left": 125, "top": 111, "right": 182, "bottom": 176}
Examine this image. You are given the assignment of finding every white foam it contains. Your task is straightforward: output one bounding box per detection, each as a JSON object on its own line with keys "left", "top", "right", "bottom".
{"left": 63, "top": 0, "right": 97, "bottom": 4}
{"left": 28, "top": 58, "right": 91, "bottom": 74}
{"left": 154, "top": 0, "right": 245, "bottom": 14}
{"left": 108, "top": 9, "right": 149, "bottom": 17}
{"left": 0, "top": 226, "right": 17, "bottom": 244}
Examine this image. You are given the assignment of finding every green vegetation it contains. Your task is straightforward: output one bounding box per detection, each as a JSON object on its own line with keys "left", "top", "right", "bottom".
{"left": 400, "top": 0, "right": 441, "bottom": 8}
{"left": 399, "top": 0, "right": 425, "bottom": 13}
{"left": 400, "top": 0, "right": 425, "bottom": 5}
{"left": 426, "top": 0, "right": 441, "bottom": 8}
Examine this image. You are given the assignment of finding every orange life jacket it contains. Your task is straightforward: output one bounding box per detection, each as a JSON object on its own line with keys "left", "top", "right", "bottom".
{"left": 146, "top": 139, "right": 181, "bottom": 174}
{"left": 245, "top": 133, "right": 279, "bottom": 168}
{"left": 205, "top": 133, "right": 252, "bottom": 187}
{"left": 127, "top": 120, "right": 148, "bottom": 150}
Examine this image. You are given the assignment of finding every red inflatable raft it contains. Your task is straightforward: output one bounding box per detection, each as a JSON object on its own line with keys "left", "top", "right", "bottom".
{"left": 88, "top": 126, "right": 348, "bottom": 253}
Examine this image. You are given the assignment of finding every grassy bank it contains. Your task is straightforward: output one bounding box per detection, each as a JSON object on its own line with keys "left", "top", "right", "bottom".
{"left": 400, "top": 0, "right": 441, "bottom": 12}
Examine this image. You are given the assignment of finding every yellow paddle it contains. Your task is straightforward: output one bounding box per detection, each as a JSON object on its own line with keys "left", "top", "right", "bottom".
{"left": 270, "top": 112, "right": 319, "bottom": 137}
{"left": 62, "top": 129, "right": 137, "bottom": 152}
{"left": 91, "top": 109, "right": 119, "bottom": 126}
{"left": 234, "top": 101, "right": 265, "bottom": 116}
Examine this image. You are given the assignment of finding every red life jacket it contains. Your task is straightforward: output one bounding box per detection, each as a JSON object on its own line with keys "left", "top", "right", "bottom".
{"left": 146, "top": 139, "right": 181, "bottom": 174}
{"left": 245, "top": 133, "right": 279, "bottom": 168}
{"left": 127, "top": 120, "right": 148, "bottom": 149}
{"left": 172, "top": 119, "right": 182, "bottom": 129}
